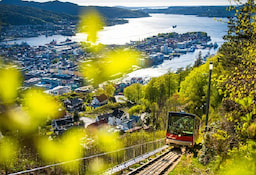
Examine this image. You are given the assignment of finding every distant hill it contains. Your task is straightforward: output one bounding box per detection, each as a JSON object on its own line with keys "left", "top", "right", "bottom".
{"left": 0, "top": 0, "right": 150, "bottom": 18}
{"left": 0, "top": 4, "right": 77, "bottom": 25}
{"left": 142, "top": 6, "right": 236, "bottom": 18}
{"left": 1, "top": 0, "right": 84, "bottom": 16}
{"left": 81, "top": 6, "right": 150, "bottom": 19}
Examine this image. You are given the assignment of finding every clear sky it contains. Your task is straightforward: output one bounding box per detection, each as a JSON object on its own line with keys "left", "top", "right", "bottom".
{"left": 27, "top": 0, "right": 237, "bottom": 7}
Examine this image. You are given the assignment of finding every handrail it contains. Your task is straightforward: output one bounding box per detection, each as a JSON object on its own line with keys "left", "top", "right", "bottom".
{"left": 10, "top": 138, "right": 165, "bottom": 175}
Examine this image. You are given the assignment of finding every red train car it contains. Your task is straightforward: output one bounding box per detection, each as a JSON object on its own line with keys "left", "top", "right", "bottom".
{"left": 166, "top": 112, "right": 201, "bottom": 148}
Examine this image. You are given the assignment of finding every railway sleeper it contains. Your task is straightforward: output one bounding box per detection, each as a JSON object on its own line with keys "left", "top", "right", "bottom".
{"left": 133, "top": 152, "right": 180, "bottom": 175}
{"left": 143, "top": 153, "right": 178, "bottom": 175}
{"left": 156, "top": 154, "right": 180, "bottom": 175}
{"left": 126, "top": 149, "right": 171, "bottom": 175}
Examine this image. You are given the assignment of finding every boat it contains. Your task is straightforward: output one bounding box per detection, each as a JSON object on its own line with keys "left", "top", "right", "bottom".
{"left": 65, "top": 38, "right": 72, "bottom": 42}
{"left": 49, "top": 39, "right": 57, "bottom": 45}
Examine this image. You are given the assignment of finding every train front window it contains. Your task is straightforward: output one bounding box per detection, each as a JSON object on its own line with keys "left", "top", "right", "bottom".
{"left": 168, "top": 115, "right": 194, "bottom": 136}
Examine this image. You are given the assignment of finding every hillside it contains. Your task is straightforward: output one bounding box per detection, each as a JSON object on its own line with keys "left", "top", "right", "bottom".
{"left": 0, "top": 4, "right": 77, "bottom": 25}
{"left": 0, "top": 0, "right": 81, "bottom": 15}
{"left": 80, "top": 6, "right": 150, "bottom": 19}
{"left": 0, "top": 0, "right": 150, "bottom": 18}
{"left": 142, "top": 6, "right": 236, "bottom": 17}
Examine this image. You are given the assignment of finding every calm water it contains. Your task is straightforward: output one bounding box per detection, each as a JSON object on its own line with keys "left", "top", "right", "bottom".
{"left": 98, "top": 14, "right": 227, "bottom": 45}
{"left": 3, "top": 14, "right": 228, "bottom": 78}
{"left": 123, "top": 48, "right": 216, "bottom": 80}
{"left": 5, "top": 14, "right": 227, "bottom": 46}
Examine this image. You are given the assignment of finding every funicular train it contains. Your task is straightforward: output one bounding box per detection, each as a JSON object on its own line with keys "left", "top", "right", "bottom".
{"left": 166, "top": 112, "right": 201, "bottom": 148}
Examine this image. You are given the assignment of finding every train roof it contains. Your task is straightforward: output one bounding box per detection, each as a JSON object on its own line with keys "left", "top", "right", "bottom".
{"left": 168, "top": 111, "right": 201, "bottom": 120}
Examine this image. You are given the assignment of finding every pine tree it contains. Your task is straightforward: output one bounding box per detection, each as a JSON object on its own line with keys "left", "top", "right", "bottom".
{"left": 194, "top": 51, "right": 203, "bottom": 67}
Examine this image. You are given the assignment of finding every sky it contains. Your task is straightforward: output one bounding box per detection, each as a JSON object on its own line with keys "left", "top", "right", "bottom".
{"left": 27, "top": 0, "right": 238, "bottom": 7}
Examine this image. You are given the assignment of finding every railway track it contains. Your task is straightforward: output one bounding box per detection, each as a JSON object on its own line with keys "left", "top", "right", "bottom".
{"left": 125, "top": 149, "right": 181, "bottom": 175}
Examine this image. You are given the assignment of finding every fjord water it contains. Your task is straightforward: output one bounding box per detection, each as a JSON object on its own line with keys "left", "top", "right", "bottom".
{"left": 5, "top": 14, "right": 227, "bottom": 77}
{"left": 9, "top": 14, "right": 227, "bottom": 47}
{"left": 97, "top": 14, "right": 227, "bottom": 45}
{"left": 95, "top": 13, "right": 227, "bottom": 78}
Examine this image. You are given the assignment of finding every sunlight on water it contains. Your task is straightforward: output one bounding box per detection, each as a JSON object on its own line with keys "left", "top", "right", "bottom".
{"left": 78, "top": 9, "right": 142, "bottom": 86}
{"left": 4, "top": 14, "right": 227, "bottom": 46}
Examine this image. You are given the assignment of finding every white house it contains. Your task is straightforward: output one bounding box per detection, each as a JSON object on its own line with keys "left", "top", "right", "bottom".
{"left": 91, "top": 94, "right": 108, "bottom": 106}
{"left": 45, "top": 86, "right": 71, "bottom": 96}
{"left": 177, "top": 41, "right": 187, "bottom": 49}
{"left": 75, "top": 85, "right": 94, "bottom": 93}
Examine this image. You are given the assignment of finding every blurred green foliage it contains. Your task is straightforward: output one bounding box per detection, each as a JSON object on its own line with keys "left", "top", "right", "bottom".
{"left": 0, "top": 10, "right": 143, "bottom": 174}
{"left": 173, "top": 1, "right": 256, "bottom": 174}
{"left": 218, "top": 141, "right": 256, "bottom": 175}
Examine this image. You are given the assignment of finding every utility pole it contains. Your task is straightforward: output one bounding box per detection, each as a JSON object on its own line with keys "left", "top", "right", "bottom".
{"left": 205, "top": 61, "right": 213, "bottom": 130}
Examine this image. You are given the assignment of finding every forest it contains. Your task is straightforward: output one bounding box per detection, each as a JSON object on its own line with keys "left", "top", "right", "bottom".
{"left": 0, "top": 0, "right": 149, "bottom": 26}
{"left": 142, "top": 6, "right": 236, "bottom": 18}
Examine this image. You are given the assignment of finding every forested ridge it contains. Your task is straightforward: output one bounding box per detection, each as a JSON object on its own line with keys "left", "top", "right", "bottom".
{"left": 142, "top": 6, "right": 236, "bottom": 18}
{"left": 0, "top": 0, "right": 150, "bottom": 17}
{"left": 0, "top": 0, "right": 149, "bottom": 26}
{"left": 0, "top": 4, "right": 77, "bottom": 25}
